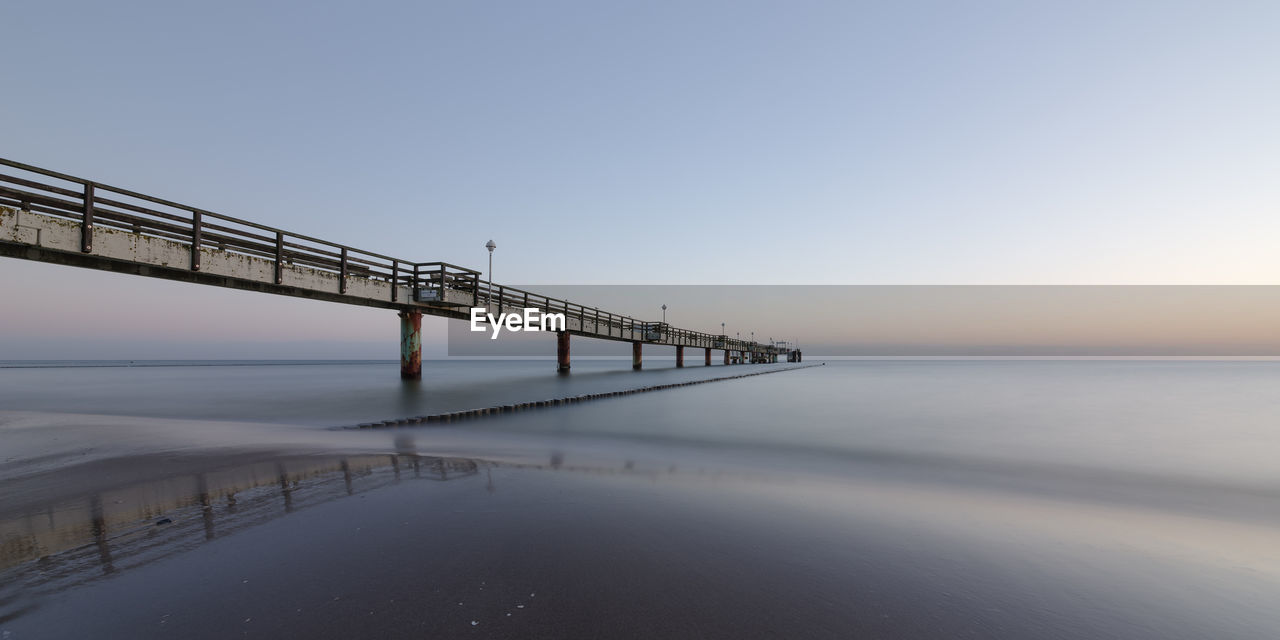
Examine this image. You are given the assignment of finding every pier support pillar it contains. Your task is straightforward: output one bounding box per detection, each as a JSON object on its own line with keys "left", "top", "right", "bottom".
{"left": 632, "top": 341, "right": 643, "bottom": 370}
{"left": 399, "top": 310, "right": 422, "bottom": 380}
{"left": 557, "top": 331, "right": 571, "bottom": 373}
{"left": 705, "top": 347, "right": 712, "bottom": 366}
{"left": 723, "top": 350, "right": 730, "bottom": 365}
{"left": 676, "top": 345, "right": 684, "bottom": 368}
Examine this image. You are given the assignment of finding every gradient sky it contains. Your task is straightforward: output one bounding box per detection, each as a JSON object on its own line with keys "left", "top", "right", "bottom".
{"left": 2, "top": 1, "right": 1278, "bottom": 358}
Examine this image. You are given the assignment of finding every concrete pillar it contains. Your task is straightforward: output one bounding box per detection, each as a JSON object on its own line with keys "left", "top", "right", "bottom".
{"left": 399, "top": 310, "right": 422, "bottom": 380}
{"left": 704, "top": 347, "right": 712, "bottom": 366}
{"left": 676, "top": 345, "right": 684, "bottom": 368}
{"left": 632, "top": 341, "right": 642, "bottom": 370}
{"left": 557, "top": 331, "right": 570, "bottom": 373}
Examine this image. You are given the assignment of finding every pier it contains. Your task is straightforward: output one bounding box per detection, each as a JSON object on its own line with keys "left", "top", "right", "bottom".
{"left": 0, "top": 158, "right": 801, "bottom": 377}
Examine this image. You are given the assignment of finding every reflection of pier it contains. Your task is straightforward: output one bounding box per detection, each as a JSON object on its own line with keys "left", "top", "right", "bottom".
{"left": 0, "top": 454, "right": 478, "bottom": 615}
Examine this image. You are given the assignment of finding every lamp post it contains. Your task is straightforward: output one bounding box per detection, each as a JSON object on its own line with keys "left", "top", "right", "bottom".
{"left": 721, "top": 322, "right": 725, "bottom": 336}
{"left": 661, "top": 304, "right": 667, "bottom": 324}
{"left": 484, "top": 239, "right": 496, "bottom": 306}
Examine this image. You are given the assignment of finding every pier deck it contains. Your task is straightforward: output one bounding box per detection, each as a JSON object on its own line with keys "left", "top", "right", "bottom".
{"left": 0, "top": 158, "right": 799, "bottom": 376}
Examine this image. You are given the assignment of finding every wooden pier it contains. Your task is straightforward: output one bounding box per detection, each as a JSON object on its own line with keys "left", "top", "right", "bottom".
{"left": 0, "top": 158, "right": 801, "bottom": 377}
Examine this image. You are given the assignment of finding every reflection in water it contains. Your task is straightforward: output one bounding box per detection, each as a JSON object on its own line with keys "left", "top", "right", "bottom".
{"left": 277, "top": 462, "right": 294, "bottom": 513}
{"left": 88, "top": 495, "right": 114, "bottom": 576}
{"left": 197, "top": 474, "right": 214, "bottom": 540}
{"left": 340, "top": 459, "right": 353, "bottom": 496}
{"left": 0, "top": 454, "right": 480, "bottom": 623}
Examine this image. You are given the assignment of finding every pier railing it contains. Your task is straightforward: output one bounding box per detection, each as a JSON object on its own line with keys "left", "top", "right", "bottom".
{"left": 475, "top": 281, "right": 748, "bottom": 349}
{"left": 0, "top": 158, "right": 480, "bottom": 302}
{"left": 0, "top": 157, "right": 778, "bottom": 355}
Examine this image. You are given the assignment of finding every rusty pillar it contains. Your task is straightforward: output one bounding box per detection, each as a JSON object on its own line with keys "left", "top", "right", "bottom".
{"left": 704, "top": 347, "right": 712, "bottom": 366}
{"left": 676, "top": 345, "right": 684, "bottom": 368}
{"left": 632, "top": 341, "right": 642, "bottom": 370}
{"left": 557, "top": 331, "right": 571, "bottom": 373}
{"left": 399, "top": 310, "right": 422, "bottom": 380}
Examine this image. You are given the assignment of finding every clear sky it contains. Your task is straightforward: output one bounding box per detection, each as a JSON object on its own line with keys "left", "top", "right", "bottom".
{"left": 2, "top": 1, "right": 1277, "bottom": 358}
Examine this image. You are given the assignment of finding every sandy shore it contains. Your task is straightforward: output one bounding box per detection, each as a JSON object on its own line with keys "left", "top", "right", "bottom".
{"left": 3, "top": 445, "right": 1279, "bottom": 639}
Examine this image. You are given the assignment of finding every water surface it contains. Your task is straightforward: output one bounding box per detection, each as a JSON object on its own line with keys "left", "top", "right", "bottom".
{"left": 2, "top": 359, "right": 1278, "bottom": 638}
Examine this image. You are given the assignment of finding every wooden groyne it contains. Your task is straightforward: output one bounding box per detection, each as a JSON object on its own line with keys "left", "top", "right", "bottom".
{"left": 343, "top": 363, "right": 824, "bottom": 429}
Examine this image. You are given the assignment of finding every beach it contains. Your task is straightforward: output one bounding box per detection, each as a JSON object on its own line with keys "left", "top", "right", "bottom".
{"left": 3, "top": 360, "right": 1280, "bottom": 638}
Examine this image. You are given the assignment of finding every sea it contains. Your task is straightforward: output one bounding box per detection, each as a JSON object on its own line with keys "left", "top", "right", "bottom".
{"left": 1, "top": 359, "right": 1278, "bottom": 638}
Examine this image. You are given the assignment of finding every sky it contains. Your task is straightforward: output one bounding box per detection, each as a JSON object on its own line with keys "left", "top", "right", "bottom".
{"left": 2, "top": 1, "right": 1278, "bottom": 358}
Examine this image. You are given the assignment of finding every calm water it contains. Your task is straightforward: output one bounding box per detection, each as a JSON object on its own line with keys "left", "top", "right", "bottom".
{"left": 2, "top": 359, "right": 1279, "bottom": 638}
{"left": 4, "top": 359, "right": 1279, "bottom": 485}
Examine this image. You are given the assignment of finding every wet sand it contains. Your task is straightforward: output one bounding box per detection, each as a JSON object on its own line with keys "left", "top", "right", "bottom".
{"left": 5, "top": 361, "right": 1280, "bottom": 638}
{"left": 3, "top": 449, "right": 1278, "bottom": 639}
